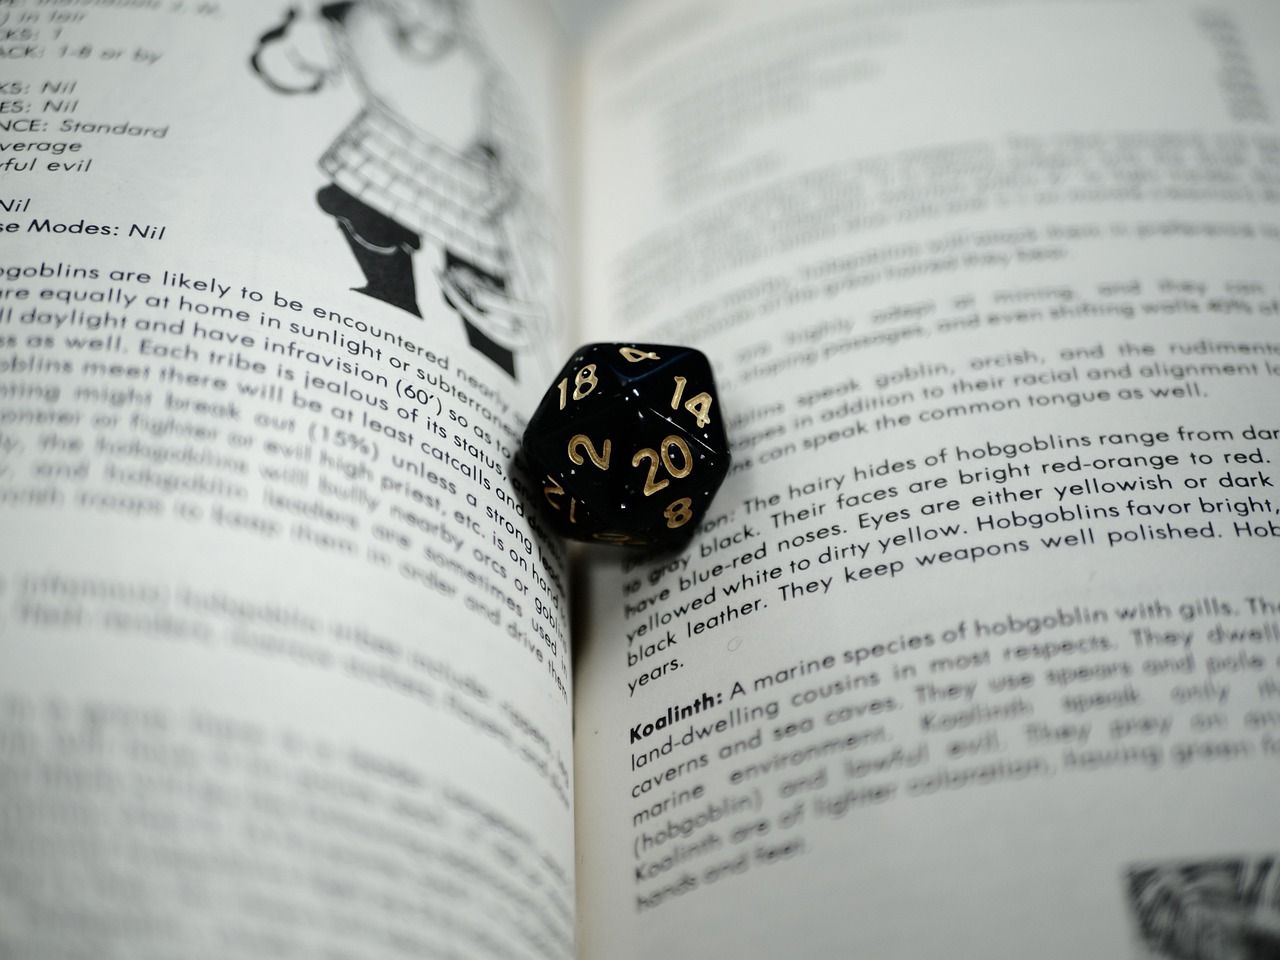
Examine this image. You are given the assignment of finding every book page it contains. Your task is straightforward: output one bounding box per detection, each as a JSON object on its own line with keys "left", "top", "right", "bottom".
{"left": 573, "top": 0, "right": 1280, "bottom": 956}
{"left": 0, "top": 1, "right": 577, "bottom": 956}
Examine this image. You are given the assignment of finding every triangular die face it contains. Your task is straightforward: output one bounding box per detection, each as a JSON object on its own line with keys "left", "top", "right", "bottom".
{"left": 636, "top": 405, "right": 726, "bottom": 472}
{"left": 621, "top": 422, "right": 727, "bottom": 526}
{"left": 534, "top": 470, "right": 609, "bottom": 539}
{"left": 633, "top": 484, "right": 720, "bottom": 543}
{"left": 526, "top": 345, "right": 633, "bottom": 439}
{"left": 522, "top": 403, "right": 631, "bottom": 527}
{"left": 609, "top": 346, "right": 728, "bottom": 453}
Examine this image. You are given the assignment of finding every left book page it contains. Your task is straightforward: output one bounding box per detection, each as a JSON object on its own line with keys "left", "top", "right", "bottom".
{"left": 0, "top": 2, "right": 575, "bottom": 956}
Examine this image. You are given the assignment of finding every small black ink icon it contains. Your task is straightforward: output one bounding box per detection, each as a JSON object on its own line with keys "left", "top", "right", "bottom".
{"left": 251, "top": 0, "right": 551, "bottom": 380}
{"left": 1127, "top": 856, "right": 1280, "bottom": 959}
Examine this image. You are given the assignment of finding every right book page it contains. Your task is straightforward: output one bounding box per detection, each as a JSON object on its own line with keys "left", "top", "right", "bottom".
{"left": 571, "top": 0, "right": 1280, "bottom": 956}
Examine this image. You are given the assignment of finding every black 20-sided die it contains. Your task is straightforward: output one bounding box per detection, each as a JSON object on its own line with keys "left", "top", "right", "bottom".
{"left": 521, "top": 343, "right": 730, "bottom": 547}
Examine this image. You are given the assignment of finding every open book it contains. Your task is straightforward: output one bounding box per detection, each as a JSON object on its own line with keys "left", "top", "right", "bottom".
{"left": 2, "top": 0, "right": 1278, "bottom": 955}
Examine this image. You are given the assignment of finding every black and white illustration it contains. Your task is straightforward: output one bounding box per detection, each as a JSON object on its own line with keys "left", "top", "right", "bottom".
{"left": 251, "top": 0, "right": 553, "bottom": 379}
{"left": 1127, "top": 857, "right": 1280, "bottom": 960}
